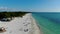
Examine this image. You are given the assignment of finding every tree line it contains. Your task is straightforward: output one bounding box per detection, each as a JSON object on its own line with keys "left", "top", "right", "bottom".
{"left": 0, "top": 12, "right": 30, "bottom": 19}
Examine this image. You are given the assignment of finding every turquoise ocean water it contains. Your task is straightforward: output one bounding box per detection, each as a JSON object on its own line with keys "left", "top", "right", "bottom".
{"left": 32, "top": 12, "right": 60, "bottom": 34}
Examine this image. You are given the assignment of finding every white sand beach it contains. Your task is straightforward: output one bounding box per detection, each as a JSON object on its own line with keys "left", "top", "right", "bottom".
{"left": 0, "top": 13, "right": 42, "bottom": 34}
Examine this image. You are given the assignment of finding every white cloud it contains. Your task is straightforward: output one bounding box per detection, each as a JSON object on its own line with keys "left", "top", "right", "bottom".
{"left": 0, "top": 6, "right": 8, "bottom": 10}
{"left": 1, "top": 6, "right": 60, "bottom": 12}
{"left": 0, "top": 6, "right": 19, "bottom": 11}
{"left": 31, "top": 8, "right": 60, "bottom": 12}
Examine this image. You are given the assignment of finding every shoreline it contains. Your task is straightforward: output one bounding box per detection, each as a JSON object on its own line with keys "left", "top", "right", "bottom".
{"left": 31, "top": 15, "right": 42, "bottom": 34}
{"left": 22, "top": 13, "right": 42, "bottom": 34}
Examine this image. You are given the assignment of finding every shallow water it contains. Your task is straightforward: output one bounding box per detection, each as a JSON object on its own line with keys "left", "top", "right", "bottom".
{"left": 32, "top": 12, "right": 60, "bottom": 34}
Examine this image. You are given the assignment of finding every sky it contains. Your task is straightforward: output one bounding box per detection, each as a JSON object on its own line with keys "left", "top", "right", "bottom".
{"left": 0, "top": 0, "right": 60, "bottom": 12}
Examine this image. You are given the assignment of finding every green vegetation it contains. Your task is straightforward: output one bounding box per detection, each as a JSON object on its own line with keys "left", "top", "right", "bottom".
{"left": 0, "top": 12, "right": 30, "bottom": 19}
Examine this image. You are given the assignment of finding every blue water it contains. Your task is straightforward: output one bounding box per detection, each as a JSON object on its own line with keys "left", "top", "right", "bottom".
{"left": 32, "top": 12, "right": 60, "bottom": 34}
